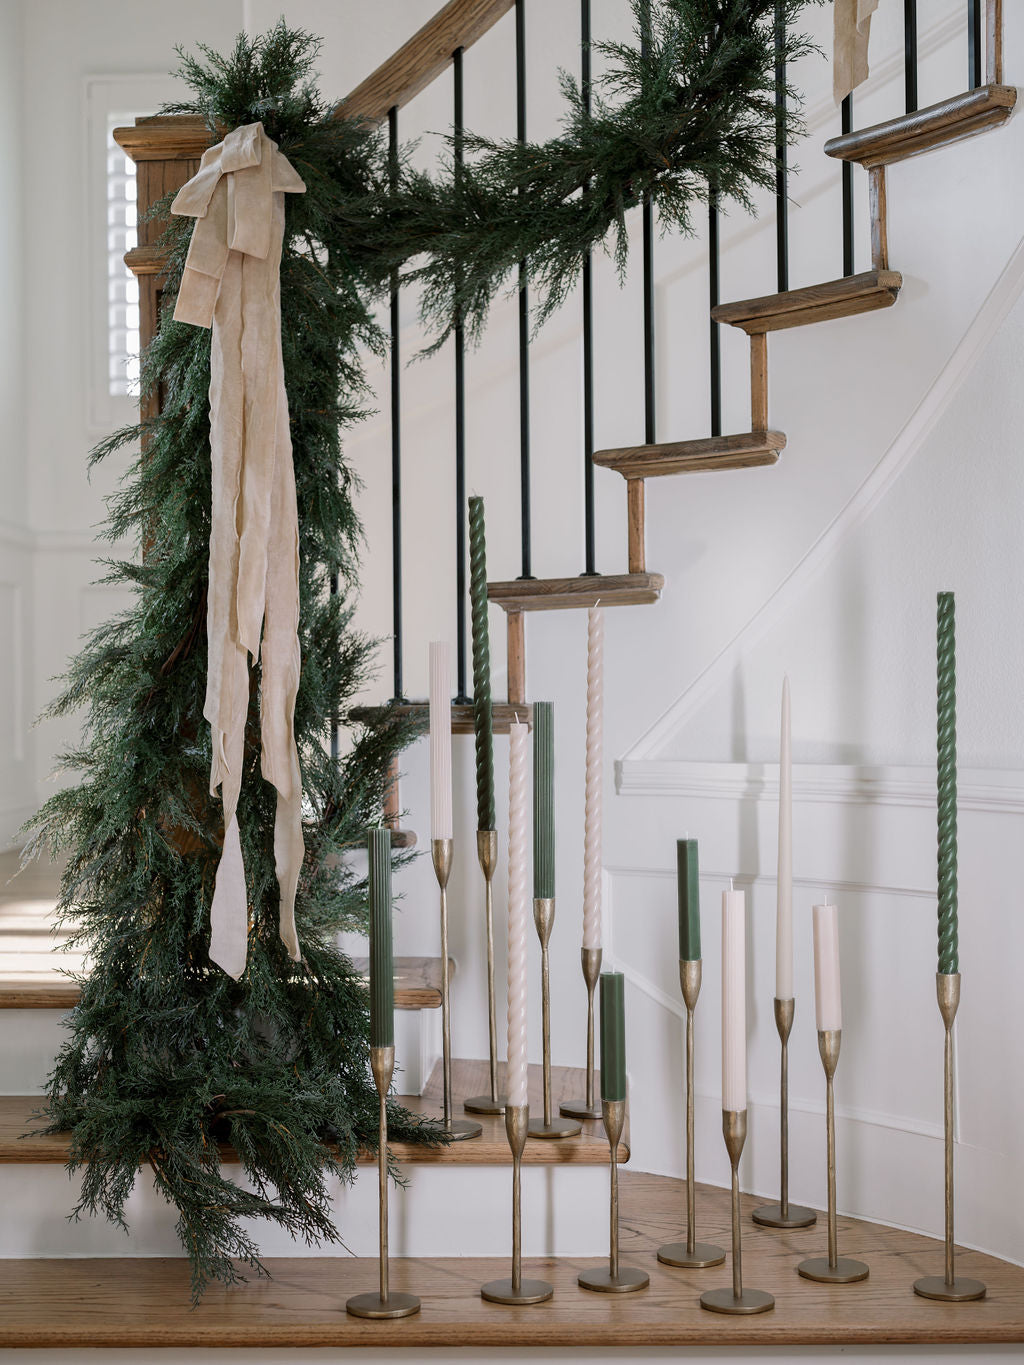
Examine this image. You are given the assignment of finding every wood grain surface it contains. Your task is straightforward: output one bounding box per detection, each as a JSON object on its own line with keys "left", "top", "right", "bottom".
{"left": 712, "top": 271, "right": 902, "bottom": 334}
{"left": 351, "top": 701, "right": 533, "bottom": 734}
{"left": 824, "top": 85, "right": 1017, "bottom": 168}
{"left": 487, "top": 573, "right": 664, "bottom": 612}
{"left": 594, "top": 431, "right": 786, "bottom": 480}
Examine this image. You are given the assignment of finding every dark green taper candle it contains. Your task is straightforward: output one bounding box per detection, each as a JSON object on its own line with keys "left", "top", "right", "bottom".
{"left": 599, "top": 971, "right": 626, "bottom": 1102}
{"left": 533, "top": 701, "right": 555, "bottom": 899}
{"left": 368, "top": 828, "right": 394, "bottom": 1048}
{"left": 468, "top": 497, "right": 496, "bottom": 832}
{"left": 936, "top": 592, "right": 959, "bottom": 975}
{"left": 677, "top": 839, "right": 701, "bottom": 961}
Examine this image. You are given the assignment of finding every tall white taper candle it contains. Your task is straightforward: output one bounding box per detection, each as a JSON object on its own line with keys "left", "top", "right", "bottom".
{"left": 776, "top": 676, "right": 793, "bottom": 1000}
{"left": 506, "top": 720, "right": 530, "bottom": 1107}
{"left": 581, "top": 605, "right": 604, "bottom": 951}
{"left": 812, "top": 901, "right": 842, "bottom": 1032}
{"left": 429, "top": 641, "right": 453, "bottom": 841}
{"left": 722, "top": 886, "right": 747, "bottom": 1112}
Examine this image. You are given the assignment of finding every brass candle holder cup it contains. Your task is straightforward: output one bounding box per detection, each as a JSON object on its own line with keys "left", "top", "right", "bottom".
{"left": 578, "top": 1098, "right": 649, "bottom": 1293}
{"left": 528, "top": 898, "right": 582, "bottom": 1139}
{"left": 797, "top": 1029, "right": 868, "bottom": 1284}
{"left": 700, "top": 1111, "right": 774, "bottom": 1315}
{"left": 481, "top": 1104, "right": 554, "bottom": 1305}
{"left": 432, "top": 838, "right": 482, "bottom": 1141}
{"left": 913, "top": 973, "right": 986, "bottom": 1302}
{"left": 559, "top": 946, "right": 604, "bottom": 1122}
{"left": 658, "top": 959, "right": 725, "bottom": 1270}
{"left": 465, "top": 830, "right": 507, "bottom": 1115}
{"left": 346, "top": 1046, "right": 421, "bottom": 1319}
{"left": 752, "top": 997, "right": 817, "bottom": 1230}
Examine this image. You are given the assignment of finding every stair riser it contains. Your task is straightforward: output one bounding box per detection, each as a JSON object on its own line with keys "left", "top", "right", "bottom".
{"left": 0, "top": 1163, "right": 609, "bottom": 1259}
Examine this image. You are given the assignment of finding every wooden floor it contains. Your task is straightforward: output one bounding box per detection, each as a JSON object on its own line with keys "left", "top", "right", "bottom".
{"left": 0, "top": 1174, "right": 1019, "bottom": 1348}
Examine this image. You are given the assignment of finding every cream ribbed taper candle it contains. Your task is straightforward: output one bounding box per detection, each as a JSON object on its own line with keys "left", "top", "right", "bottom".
{"left": 582, "top": 605, "right": 604, "bottom": 951}
{"left": 506, "top": 720, "right": 530, "bottom": 1108}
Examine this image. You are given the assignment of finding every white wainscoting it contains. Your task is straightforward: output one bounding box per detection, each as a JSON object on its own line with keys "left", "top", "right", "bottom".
{"left": 0, "top": 522, "right": 33, "bottom": 847}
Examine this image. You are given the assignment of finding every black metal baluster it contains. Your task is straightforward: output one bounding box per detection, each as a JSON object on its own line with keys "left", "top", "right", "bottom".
{"left": 389, "top": 105, "right": 404, "bottom": 701}
{"left": 775, "top": 0, "right": 789, "bottom": 293}
{"left": 905, "top": 0, "right": 918, "bottom": 113}
{"left": 642, "top": 4, "right": 656, "bottom": 444}
{"left": 516, "top": 0, "right": 533, "bottom": 579}
{"left": 453, "top": 47, "right": 470, "bottom": 701}
{"left": 581, "top": 0, "right": 597, "bottom": 575}
{"left": 968, "top": 0, "right": 982, "bottom": 89}
{"left": 709, "top": 193, "right": 721, "bottom": 438}
{"left": 841, "top": 95, "right": 854, "bottom": 277}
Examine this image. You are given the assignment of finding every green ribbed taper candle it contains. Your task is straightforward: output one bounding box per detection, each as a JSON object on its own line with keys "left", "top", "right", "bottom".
{"left": 468, "top": 496, "right": 495, "bottom": 832}
{"left": 533, "top": 701, "right": 555, "bottom": 898}
{"left": 368, "top": 827, "right": 395, "bottom": 1048}
{"left": 936, "top": 592, "right": 959, "bottom": 975}
{"left": 599, "top": 971, "right": 626, "bottom": 1102}
{"left": 677, "top": 838, "right": 701, "bottom": 961}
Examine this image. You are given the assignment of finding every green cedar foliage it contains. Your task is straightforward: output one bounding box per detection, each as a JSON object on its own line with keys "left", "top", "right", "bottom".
{"left": 25, "top": 0, "right": 818, "bottom": 1299}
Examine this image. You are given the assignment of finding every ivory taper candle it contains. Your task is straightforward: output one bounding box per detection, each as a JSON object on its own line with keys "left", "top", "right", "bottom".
{"left": 599, "top": 971, "right": 626, "bottom": 1102}
{"left": 721, "top": 887, "right": 746, "bottom": 1112}
{"left": 936, "top": 592, "right": 959, "bottom": 975}
{"left": 582, "top": 606, "right": 604, "bottom": 951}
{"left": 776, "top": 676, "right": 793, "bottom": 1000}
{"left": 533, "top": 701, "right": 555, "bottom": 899}
{"left": 429, "top": 641, "right": 453, "bottom": 841}
{"left": 812, "top": 901, "right": 842, "bottom": 1032}
{"left": 468, "top": 497, "right": 495, "bottom": 833}
{"left": 368, "top": 827, "right": 394, "bottom": 1049}
{"left": 677, "top": 839, "right": 700, "bottom": 961}
{"left": 506, "top": 720, "right": 531, "bottom": 1108}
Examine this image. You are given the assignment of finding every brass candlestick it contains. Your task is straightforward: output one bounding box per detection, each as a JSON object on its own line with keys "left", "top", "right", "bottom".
{"left": 528, "top": 898, "right": 581, "bottom": 1139}
{"left": 432, "top": 837, "right": 482, "bottom": 1141}
{"left": 481, "top": 1104, "right": 554, "bottom": 1304}
{"left": 658, "top": 959, "right": 725, "bottom": 1269}
{"left": 346, "top": 1046, "right": 421, "bottom": 1319}
{"left": 559, "top": 946, "right": 603, "bottom": 1121}
{"left": 798, "top": 1029, "right": 868, "bottom": 1284}
{"left": 578, "top": 1098, "right": 649, "bottom": 1293}
{"left": 465, "top": 830, "right": 507, "bottom": 1115}
{"left": 700, "top": 1111, "right": 774, "bottom": 1315}
{"left": 752, "top": 997, "right": 817, "bottom": 1230}
{"left": 913, "top": 973, "right": 986, "bottom": 1301}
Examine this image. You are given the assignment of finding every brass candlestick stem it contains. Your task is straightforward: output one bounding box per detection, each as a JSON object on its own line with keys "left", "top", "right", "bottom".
{"left": 753, "top": 997, "right": 817, "bottom": 1230}
{"left": 658, "top": 959, "right": 724, "bottom": 1269}
{"left": 700, "top": 1111, "right": 774, "bottom": 1315}
{"left": 432, "top": 838, "right": 482, "bottom": 1142}
{"left": 578, "top": 1098, "right": 649, "bottom": 1293}
{"left": 481, "top": 1104, "right": 554, "bottom": 1304}
{"left": 560, "top": 947, "right": 604, "bottom": 1121}
{"left": 346, "top": 1046, "right": 421, "bottom": 1319}
{"left": 465, "top": 830, "right": 507, "bottom": 1115}
{"left": 913, "top": 973, "right": 985, "bottom": 1301}
{"left": 798, "top": 1029, "right": 868, "bottom": 1284}
{"left": 528, "top": 898, "right": 581, "bottom": 1139}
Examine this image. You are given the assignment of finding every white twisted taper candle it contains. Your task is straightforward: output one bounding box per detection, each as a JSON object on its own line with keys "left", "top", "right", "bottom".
{"left": 506, "top": 720, "right": 530, "bottom": 1108}
{"left": 582, "top": 605, "right": 604, "bottom": 951}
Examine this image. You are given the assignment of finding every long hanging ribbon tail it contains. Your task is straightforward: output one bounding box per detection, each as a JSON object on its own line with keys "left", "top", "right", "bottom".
{"left": 833, "top": 0, "right": 881, "bottom": 105}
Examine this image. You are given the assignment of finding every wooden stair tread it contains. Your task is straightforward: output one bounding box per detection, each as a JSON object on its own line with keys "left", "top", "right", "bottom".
{"left": 1, "top": 1173, "right": 1020, "bottom": 1346}
{"left": 712, "top": 271, "right": 902, "bottom": 333}
{"left": 0, "top": 955, "right": 449, "bottom": 1012}
{"left": 825, "top": 84, "right": 1017, "bottom": 168}
{"left": 488, "top": 572, "right": 663, "bottom": 612}
{"left": 0, "top": 1060, "right": 624, "bottom": 1167}
{"left": 351, "top": 700, "right": 533, "bottom": 734}
{"left": 595, "top": 431, "right": 785, "bottom": 479}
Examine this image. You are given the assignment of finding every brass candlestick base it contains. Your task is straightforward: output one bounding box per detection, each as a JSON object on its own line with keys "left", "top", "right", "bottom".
{"left": 753, "top": 997, "right": 817, "bottom": 1231}
{"left": 347, "top": 1046, "right": 421, "bottom": 1320}
{"left": 481, "top": 1104, "right": 554, "bottom": 1305}
{"left": 578, "top": 1099, "right": 649, "bottom": 1295}
{"left": 798, "top": 1029, "right": 868, "bottom": 1285}
{"left": 528, "top": 897, "right": 582, "bottom": 1141}
{"left": 658, "top": 960, "right": 725, "bottom": 1271}
{"left": 913, "top": 973, "right": 986, "bottom": 1303}
{"left": 465, "top": 830, "right": 507, "bottom": 1116}
{"left": 560, "top": 947, "right": 603, "bottom": 1121}
{"left": 700, "top": 1110, "right": 774, "bottom": 1316}
{"left": 433, "top": 837, "right": 482, "bottom": 1142}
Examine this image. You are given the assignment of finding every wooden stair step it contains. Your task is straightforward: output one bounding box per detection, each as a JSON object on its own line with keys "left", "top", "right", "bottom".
{"left": 488, "top": 572, "right": 663, "bottom": 612}
{"left": 712, "top": 271, "right": 902, "bottom": 334}
{"left": 351, "top": 701, "right": 533, "bottom": 733}
{"left": 594, "top": 431, "right": 785, "bottom": 479}
{"left": 825, "top": 84, "right": 1017, "bottom": 168}
{"left": 0, "top": 1060, "right": 623, "bottom": 1167}
{"left": 1, "top": 1173, "right": 1020, "bottom": 1347}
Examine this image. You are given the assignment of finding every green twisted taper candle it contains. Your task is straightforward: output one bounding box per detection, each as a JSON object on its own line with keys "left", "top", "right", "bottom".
{"left": 368, "top": 827, "right": 395, "bottom": 1048}
{"left": 468, "top": 496, "right": 495, "bottom": 832}
{"left": 936, "top": 592, "right": 959, "bottom": 976}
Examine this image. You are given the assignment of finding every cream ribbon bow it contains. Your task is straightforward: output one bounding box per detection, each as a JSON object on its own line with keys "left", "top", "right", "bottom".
{"left": 833, "top": 0, "right": 881, "bottom": 104}
{"left": 171, "top": 122, "right": 306, "bottom": 979}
